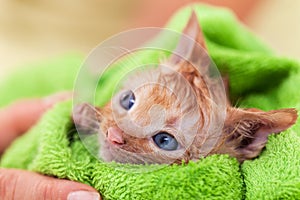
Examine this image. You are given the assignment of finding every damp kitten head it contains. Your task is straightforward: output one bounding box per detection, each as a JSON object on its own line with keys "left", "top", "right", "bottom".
{"left": 97, "top": 11, "right": 218, "bottom": 164}
{"left": 73, "top": 11, "right": 297, "bottom": 164}
{"left": 98, "top": 67, "right": 205, "bottom": 164}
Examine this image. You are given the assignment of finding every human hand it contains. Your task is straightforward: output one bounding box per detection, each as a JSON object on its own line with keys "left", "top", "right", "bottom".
{"left": 0, "top": 92, "right": 101, "bottom": 200}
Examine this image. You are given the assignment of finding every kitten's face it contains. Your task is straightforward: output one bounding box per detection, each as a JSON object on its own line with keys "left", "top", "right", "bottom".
{"left": 98, "top": 64, "right": 211, "bottom": 164}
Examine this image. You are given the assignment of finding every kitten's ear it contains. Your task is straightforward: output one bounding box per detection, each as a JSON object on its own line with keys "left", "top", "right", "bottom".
{"left": 224, "top": 108, "right": 298, "bottom": 162}
{"left": 72, "top": 103, "right": 102, "bottom": 134}
{"left": 169, "top": 11, "right": 208, "bottom": 68}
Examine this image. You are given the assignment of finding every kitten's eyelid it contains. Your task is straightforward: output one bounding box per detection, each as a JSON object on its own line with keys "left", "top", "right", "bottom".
{"left": 130, "top": 91, "right": 139, "bottom": 110}
{"left": 172, "top": 133, "right": 185, "bottom": 148}
{"left": 163, "top": 125, "right": 187, "bottom": 146}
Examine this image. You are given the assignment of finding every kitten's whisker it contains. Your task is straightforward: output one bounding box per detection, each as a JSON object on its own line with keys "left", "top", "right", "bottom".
{"left": 84, "top": 103, "right": 102, "bottom": 116}
{"left": 118, "top": 47, "right": 140, "bottom": 66}
{"left": 112, "top": 48, "right": 140, "bottom": 72}
{"left": 233, "top": 98, "right": 242, "bottom": 108}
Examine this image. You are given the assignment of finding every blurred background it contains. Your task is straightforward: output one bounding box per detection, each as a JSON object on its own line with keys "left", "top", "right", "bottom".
{"left": 1, "top": 0, "right": 299, "bottom": 78}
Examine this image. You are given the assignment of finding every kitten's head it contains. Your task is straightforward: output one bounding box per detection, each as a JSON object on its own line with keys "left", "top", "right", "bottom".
{"left": 98, "top": 64, "right": 211, "bottom": 164}
{"left": 97, "top": 11, "right": 222, "bottom": 164}
{"left": 74, "top": 12, "right": 298, "bottom": 164}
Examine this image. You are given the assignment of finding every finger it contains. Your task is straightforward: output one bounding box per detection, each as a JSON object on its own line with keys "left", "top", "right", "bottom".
{"left": 0, "top": 92, "right": 72, "bottom": 154}
{"left": 0, "top": 168, "right": 101, "bottom": 200}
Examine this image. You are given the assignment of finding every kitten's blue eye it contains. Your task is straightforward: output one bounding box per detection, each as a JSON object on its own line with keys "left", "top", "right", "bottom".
{"left": 120, "top": 90, "right": 135, "bottom": 110}
{"left": 153, "top": 132, "right": 178, "bottom": 151}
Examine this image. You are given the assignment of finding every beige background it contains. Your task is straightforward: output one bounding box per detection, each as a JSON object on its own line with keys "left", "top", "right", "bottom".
{"left": 0, "top": 0, "right": 299, "bottom": 78}
{"left": 247, "top": 0, "right": 300, "bottom": 59}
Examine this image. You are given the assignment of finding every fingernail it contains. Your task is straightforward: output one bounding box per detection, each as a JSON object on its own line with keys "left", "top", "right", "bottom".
{"left": 67, "top": 191, "right": 100, "bottom": 200}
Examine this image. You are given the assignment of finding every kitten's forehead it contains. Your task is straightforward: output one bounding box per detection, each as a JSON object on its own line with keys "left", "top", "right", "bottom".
{"left": 121, "top": 64, "right": 199, "bottom": 107}
{"left": 118, "top": 65, "right": 201, "bottom": 132}
{"left": 121, "top": 65, "right": 160, "bottom": 90}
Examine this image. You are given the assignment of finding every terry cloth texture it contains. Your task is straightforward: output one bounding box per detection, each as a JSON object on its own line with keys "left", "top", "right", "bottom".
{"left": 1, "top": 3, "right": 300, "bottom": 200}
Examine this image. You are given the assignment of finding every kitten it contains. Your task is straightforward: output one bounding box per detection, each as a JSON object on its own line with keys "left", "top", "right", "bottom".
{"left": 73, "top": 12, "right": 298, "bottom": 164}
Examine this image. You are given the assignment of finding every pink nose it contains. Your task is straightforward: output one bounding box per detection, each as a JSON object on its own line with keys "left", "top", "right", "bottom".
{"left": 107, "top": 127, "right": 125, "bottom": 145}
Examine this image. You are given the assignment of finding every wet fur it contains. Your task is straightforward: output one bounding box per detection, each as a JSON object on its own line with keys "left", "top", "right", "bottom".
{"left": 73, "top": 12, "right": 298, "bottom": 164}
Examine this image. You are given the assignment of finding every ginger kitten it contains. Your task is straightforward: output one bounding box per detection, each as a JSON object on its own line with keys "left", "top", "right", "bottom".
{"left": 73, "top": 12, "right": 297, "bottom": 164}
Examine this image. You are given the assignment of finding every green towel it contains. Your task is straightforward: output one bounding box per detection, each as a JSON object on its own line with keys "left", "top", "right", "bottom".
{"left": 1, "top": 3, "right": 300, "bottom": 200}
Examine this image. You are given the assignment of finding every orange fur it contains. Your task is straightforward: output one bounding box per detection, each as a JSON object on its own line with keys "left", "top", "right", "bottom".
{"left": 73, "top": 11, "right": 298, "bottom": 164}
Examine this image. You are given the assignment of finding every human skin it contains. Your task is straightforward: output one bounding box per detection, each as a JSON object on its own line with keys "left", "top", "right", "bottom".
{"left": 0, "top": 92, "right": 101, "bottom": 200}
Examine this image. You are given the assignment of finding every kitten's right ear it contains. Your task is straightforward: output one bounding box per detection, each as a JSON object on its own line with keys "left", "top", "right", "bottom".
{"left": 72, "top": 103, "right": 101, "bottom": 134}
{"left": 169, "top": 11, "right": 208, "bottom": 68}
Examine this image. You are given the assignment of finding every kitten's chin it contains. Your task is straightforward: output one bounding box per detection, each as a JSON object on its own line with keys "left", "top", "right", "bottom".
{"left": 99, "top": 140, "right": 135, "bottom": 163}
{"left": 99, "top": 141, "right": 138, "bottom": 164}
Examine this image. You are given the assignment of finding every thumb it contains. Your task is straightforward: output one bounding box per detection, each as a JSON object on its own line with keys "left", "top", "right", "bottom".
{"left": 0, "top": 168, "right": 101, "bottom": 200}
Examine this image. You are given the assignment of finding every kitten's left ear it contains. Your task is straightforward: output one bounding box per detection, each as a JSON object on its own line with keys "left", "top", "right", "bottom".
{"left": 73, "top": 103, "right": 102, "bottom": 134}
{"left": 224, "top": 108, "right": 298, "bottom": 162}
{"left": 169, "top": 11, "right": 208, "bottom": 68}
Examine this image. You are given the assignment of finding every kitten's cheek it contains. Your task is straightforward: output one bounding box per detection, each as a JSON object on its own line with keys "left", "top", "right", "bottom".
{"left": 98, "top": 130, "right": 113, "bottom": 162}
{"left": 99, "top": 142, "right": 114, "bottom": 162}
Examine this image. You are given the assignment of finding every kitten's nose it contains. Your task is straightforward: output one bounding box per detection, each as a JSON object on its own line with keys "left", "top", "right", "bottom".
{"left": 107, "top": 127, "right": 125, "bottom": 145}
